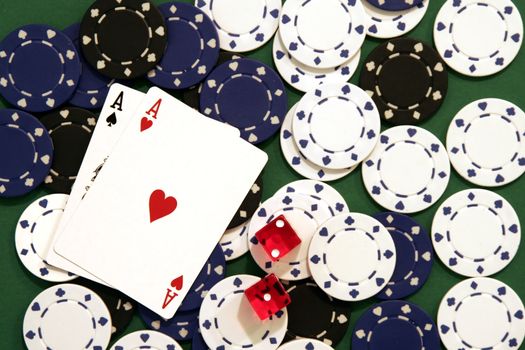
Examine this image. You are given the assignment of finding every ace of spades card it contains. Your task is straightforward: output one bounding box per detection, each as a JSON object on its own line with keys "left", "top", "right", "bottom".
{"left": 54, "top": 87, "right": 267, "bottom": 318}
{"left": 46, "top": 84, "right": 146, "bottom": 285}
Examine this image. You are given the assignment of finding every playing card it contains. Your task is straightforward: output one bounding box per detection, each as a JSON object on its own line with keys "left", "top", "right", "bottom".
{"left": 55, "top": 87, "right": 267, "bottom": 318}
{"left": 46, "top": 84, "right": 145, "bottom": 285}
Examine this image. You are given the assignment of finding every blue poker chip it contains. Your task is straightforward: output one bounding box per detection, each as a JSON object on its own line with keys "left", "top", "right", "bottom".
{"left": 352, "top": 300, "right": 440, "bottom": 350}
{"left": 366, "top": 0, "right": 423, "bottom": 11}
{"left": 0, "top": 24, "right": 81, "bottom": 112}
{"left": 147, "top": 2, "right": 219, "bottom": 90}
{"left": 0, "top": 109, "right": 53, "bottom": 197}
{"left": 374, "top": 212, "right": 433, "bottom": 300}
{"left": 192, "top": 331, "right": 209, "bottom": 350}
{"left": 179, "top": 244, "right": 226, "bottom": 311}
{"left": 62, "top": 23, "right": 116, "bottom": 110}
{"left": 200, "top": 58, "right": 287, "bottom": 144}
{"left": 138, "top": 304, "right": 199, "bottom": 341}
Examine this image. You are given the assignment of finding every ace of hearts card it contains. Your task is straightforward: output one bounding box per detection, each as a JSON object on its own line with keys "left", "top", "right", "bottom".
{"left": 55, "top": 87, "right": 267, "bottom": 318}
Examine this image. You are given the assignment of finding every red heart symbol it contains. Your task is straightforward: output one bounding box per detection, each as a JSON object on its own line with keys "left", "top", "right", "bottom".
{"left": 149, "top": 189, "right": 177, "bottom": 223}
{"left": 141, "top": 117, "right": 153, "bottom": 132}
{"left": 171, "top": 275, "right": 183, "bottom": 290}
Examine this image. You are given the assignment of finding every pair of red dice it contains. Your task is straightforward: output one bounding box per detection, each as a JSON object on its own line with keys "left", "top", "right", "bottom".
{"left": 244, "top": 215, "right": 302, "bottom": 320}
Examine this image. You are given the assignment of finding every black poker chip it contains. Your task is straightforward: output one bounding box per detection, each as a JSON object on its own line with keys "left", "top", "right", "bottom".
{"left": 77, "top": 278, "right": 136, "bottom": 336}
{"left": 40, "top": 107, "right": 97, "bottom": 193}
{"left": 79, "top": 0, "right": 167, "bottom": 80}
{"left": 183, "top": 51, "right": 244, "bottom": 110}
{"left": 359, "top": 37, "right": 448, "bottom": 125}
{"left": 283, "top": 280, "right": 351, "bottom": 346}
{"left": 227, "top": 174, "right": 263, "bottom": 229}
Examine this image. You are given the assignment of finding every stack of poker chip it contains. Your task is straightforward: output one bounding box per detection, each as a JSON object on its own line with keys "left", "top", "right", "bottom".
{"left": 4, "top": 0, "right": 525, "bottom": 350}
{"left": 280, "top": 82, "right": 381, "bottom": 182}
{"left": 274, "top": 0, "right": 366, "bottom": 93}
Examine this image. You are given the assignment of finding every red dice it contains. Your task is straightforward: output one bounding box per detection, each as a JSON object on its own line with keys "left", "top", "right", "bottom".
{"left": 244, "top": 274, "right": 291, "bottom": 320}
{"left": 254, "top": 215, "right": 302, "bottom": 261}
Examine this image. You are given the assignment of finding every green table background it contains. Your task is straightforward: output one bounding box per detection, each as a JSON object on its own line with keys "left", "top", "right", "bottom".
{"left": 1, "top": 0, "right": 525, "bottom": 348}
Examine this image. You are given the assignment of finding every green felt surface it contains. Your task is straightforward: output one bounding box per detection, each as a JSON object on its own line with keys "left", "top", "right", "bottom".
{"left": 1, "top": 0, "right": 525, "bottom": 348}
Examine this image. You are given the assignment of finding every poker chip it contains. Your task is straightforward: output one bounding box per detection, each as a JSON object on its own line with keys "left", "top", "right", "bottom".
{"left": 438, "top": 277, "right": 525, "bottom": 350}
{"left": 279, "top": 0, "right": 366, "bottom": 69}
{"left": 80, "top": 0, "right": 167, "bottom": 80}
{"left": 139, "top": 305, "right": 199, "bottom": 341}
{"left": 283, "top": 280, "right": 350, "bottom": 346}
{"left": 195, "top": 0, "right": 281, "bottom": 53}
{"left": 199, "top": 275, "right": 288, "bottom": 350}
{"left": 182, "top": 51, "right": 243, "bottom": 110}
{"left": 63, "top": 23, "right": 116, "bottom": 109}
{"left": 23, "top": 283, "right": 112, "bottom": 350}
{"left": 220, "top": 220, "right": 250, "bottom": 261}
{"left": 374, "top": 212, "right": 433, "bottom": 300}
{"left": 352, "top": 300, "right": 440, "bottom": 350}
{"left": 147, "top": 2, "right": 219, "bottom": 90}
{"left": 0, "top": 109, "right": 53, "bottom": 197}
{"left": 40, "top": 107, "right": 97, "bottom": 193}
{"left": 434, "top": 0, "right": 523, "bottom": 77}
{"left": 78, "top": 278, "right": 136, "bottom": 335}
{"left": 308, "top": 212, "right": 396, "bottom": 301}
{"left": 362, "top": 126, "right": 450, "bottom": 213}
{"left": 359, "top": 37, "right": 448, "bottom": 125}
{"left": 366, "top": 0, "right": 423, "bottom": 12}
{"left": 364, "top": 0, "right": 428, "bottom": 39}
{"left": 292, "top": 83, "right": 380, "bottom": 170}
{"left": 0, "top": 24, "right": 81, "bottom": 112}
{"left": 272, "top": 32, "right": 360, "bottom": 93}
{"left": 200, "top": 58, "right": 287, "bottom": 144}
{"left": 15, "top": 194, "right": 77, "bottom": 282}
{"left": 278, "top": 339, "right": 334, "bottom": 350}
{"left": 280, "top": 104, "right": 356, "bottom": 182}
{"left": 110, "top": 330, "right": 181, "bottom": 350}
{"left": 228, "top": 175, "right": 263, "bottom": 229}
{"left": 248, "top": 192, "right": 333, "bottom": 281}
{"left": 275, "top": 179, "right": 349, "bottom": 217}
{"left": 179, "top": 244, "right": 226, "bottom": 311}
{"left": 432, "top": 189, "right": 521, "bottom": 277}
{"left": 446, "top": 98, "right": 525, "bottom": 187}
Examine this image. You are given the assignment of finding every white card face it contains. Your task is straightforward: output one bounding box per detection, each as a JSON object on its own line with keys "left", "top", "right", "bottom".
{"left": 55, "top": 87, "right": 267, "bottom": 318}
{"left": 46, "top": 84, "right": 146, "bottom": 285}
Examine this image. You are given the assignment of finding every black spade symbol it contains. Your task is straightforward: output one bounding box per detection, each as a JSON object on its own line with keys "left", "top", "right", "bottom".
{"left": 106, "top": 112, "right": 117, "bottom": 127}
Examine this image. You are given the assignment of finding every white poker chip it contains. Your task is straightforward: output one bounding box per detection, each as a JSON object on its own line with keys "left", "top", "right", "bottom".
{"left": 280, "top": 103, "right": 356, "bottom": 182}
{"left": 23, "top": 283, "right": 112, "bottom": 350}
{"left": 362, "top": 126, "right": 450, "bottom": 213}
{"left": 199, "top": 275, "right": 288, "bottom": 350}
{"left": 15, "top": 194, "right": 77, "bottom": 282}
{"left": 195, "top": 0, "right": 281, "bottom": 52}
{"left": 277, "top": 339, "right": 333, "bottom": 350}
{"left": 432, "top": 189, "right": 520, "bottom": 277}
{"left": 292, "top": 83, "right": 380, "bottom": 170}
{"left": 272, "top": 32, "right": 360, "bottom": 93}
{"left": 433, "top": 0, "right": 523, "bottom": 77}
{"left": 438, "top": 277, "right": 525, "bottom": 350}
{"left": 308, "top": 213, "right": 396, "bottom": 301}
{"left": 275, "top": 179, "right": 349, "bottom": 217}
{"left": 364, "top": 0, "right": 429, "bottom": 39}
{"left": 447, "top": 98, "right": 525, "bottom": 187}
{"left": 110, "top": 330, "right": 181, "bottom": 350}
{"left": 279, "top": 0, "right": 366, "bottom": 69}
{"left": 248, "top": 192, "right": 333, "bottom": 280}
{"left": 220, "top": 219, "right": 250, "bottom": 261}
